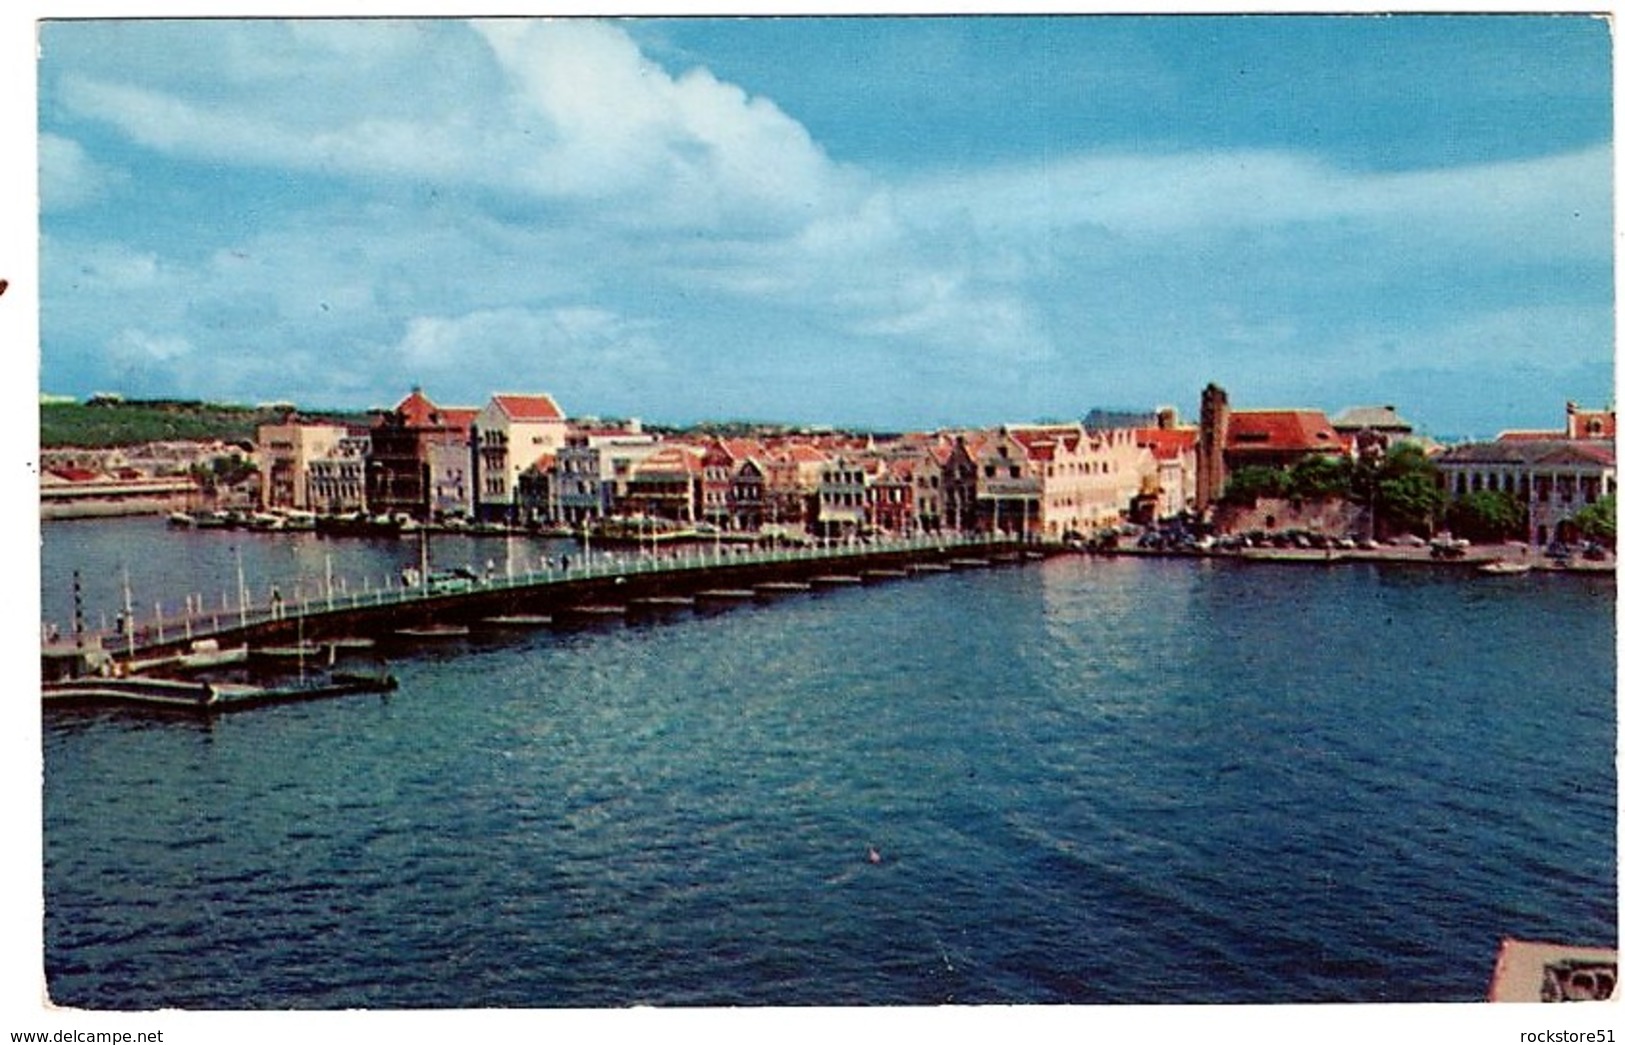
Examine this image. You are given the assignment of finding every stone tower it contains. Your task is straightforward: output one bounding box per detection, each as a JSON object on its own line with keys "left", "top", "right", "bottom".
{"left": 1195, "top": 383, "right": 1230, "bottom": 514}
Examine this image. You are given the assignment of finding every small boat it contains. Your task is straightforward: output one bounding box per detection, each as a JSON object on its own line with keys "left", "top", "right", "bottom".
{"left": 1479, "top": 560, "right": 1533, "bottom": 575}
{"left": 251, "top": 643, "right": 324, "bottom": 660}
{"left": 167, "top": 511, "right": 196, "bottom": 527}
{"left": 179, "top": 640, "right": 249, "bottom": 668}
{"left": 281, "top": 510, "right": 318, "bottom": 531}
{"left": 194, "top": 510, "right": 237, "bottom": 530}
{"left": 394, "top": 624, "right": 471, "bottom": 638}
{"left": 481, "top": 614, "right": 554, "bottom": 627}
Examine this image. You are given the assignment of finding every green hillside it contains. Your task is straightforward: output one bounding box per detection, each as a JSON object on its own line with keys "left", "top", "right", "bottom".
{"left": 40, "top": 400, "right": 373, "bottom": 448}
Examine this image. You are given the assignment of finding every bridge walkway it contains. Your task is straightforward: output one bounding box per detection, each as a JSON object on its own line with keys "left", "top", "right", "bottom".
{"left": 43, "top": 534, "right": 1048, "bottom": 678}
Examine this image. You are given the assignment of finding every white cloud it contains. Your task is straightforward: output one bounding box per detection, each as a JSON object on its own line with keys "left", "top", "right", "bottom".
{"left": 393, "top": 305, "right": 672, "bottom": 394}
{"left": 39, "top": 18, "right": 1611, "bottom": 429}
{"left": 38, "top": 133, "right": 120, "bottom": 212}
{"left": 898, "top": 144, "right": 1611, "bottom": 265}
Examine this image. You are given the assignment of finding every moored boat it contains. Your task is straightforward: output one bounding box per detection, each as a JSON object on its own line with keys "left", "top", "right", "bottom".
{"left": 1479, "top": 559, "right": 1533, "bottom": 575}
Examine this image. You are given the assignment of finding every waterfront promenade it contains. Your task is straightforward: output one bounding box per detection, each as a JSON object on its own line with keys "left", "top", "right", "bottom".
{"left": 42, "top": 532, "right": 1038, "bottom": 679}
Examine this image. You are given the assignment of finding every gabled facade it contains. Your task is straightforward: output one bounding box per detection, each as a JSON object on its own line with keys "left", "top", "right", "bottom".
{"left": 699, "top": 439, "right": 767, "bottom": 530}
{"left": 728, "top": 458, "right": 767, "bottom": 532}
{"left": 368, "top": 389, "right": 476, "bottom": 520}
{"left": 975, "top": 429, "right": 1043, "bottom": 535}
{"left": 472, "top": 393, "right": 569, "bottom": 522}
{"left": 869, "top": 458, "right": 915, "bottom": 534}
{"left": 1134, "top": 426, "right": 1199, "bottom": 522}
{"left": 941, "top": 434, "right": 983, "bottom": 532}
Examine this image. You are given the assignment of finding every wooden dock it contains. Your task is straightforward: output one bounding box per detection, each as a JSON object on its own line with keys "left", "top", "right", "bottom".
{"left": 42, "top": 671, "right": 397, "bottom": 713}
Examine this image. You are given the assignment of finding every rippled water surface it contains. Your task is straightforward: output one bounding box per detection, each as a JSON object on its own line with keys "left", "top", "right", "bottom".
{"left": 42, "top": 523, "right": 1617, "bottom": 1007}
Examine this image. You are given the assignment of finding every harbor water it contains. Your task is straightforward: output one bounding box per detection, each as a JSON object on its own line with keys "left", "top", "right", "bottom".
{"left": 40, "top": 519, "right": 1617, "bottom": 1006}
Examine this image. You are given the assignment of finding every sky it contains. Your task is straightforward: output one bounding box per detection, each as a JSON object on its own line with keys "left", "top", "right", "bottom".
{"left": 33, "top": 14, "right": 1616, "bottom": 437}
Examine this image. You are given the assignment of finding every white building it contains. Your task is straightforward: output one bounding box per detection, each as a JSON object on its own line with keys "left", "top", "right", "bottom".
{"left": 472, "top": 393, "right": 569, "bottom": 522}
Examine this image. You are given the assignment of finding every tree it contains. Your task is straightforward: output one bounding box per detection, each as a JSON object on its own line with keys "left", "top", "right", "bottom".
{"left": 1286, "top": 454, "right": 1352, "bottom": 500}
{"left": 1368, "top": 443, "right": 1444, "bottom": 537}
{"left": 1573, "top": 494, "right": 1616, "bottom": 546}
{"left": 1221, "top": 465, "right": 1289, "bottom": 505}
{"left": 1444, "top": 490, "right": 1525, "bottom": 543}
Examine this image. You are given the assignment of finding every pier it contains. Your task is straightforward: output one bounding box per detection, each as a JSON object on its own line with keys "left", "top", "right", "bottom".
{"left": 43, "top": 533, "right": 1049, "bottom": 681}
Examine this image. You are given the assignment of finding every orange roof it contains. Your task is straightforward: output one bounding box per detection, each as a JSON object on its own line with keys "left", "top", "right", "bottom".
{"left": 394, "top": 389, "right": 439, "bottom": 426}
{"left": 1135, "top": 427, "right": 1198, "bottom": 461}
{"left": 1225, "top": 410, "right": 1345, "bottom": 455}
{"left": 391, "top": 390, "right": 477, "bottom": 431}
{"left": 780, "top": 444, "right": 829, "bottom": 464}
{"left": 491, "top": 393, "right": 565, "bottom": 422}
{"left": 635, "top": 445, "right": 704, "bottom": 475}
{"left": 722, "top": 438, "right": 768, "bottom": 460}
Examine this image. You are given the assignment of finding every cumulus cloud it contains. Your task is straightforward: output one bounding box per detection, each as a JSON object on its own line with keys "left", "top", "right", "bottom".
{"left": 38, "top": 18, "right": 1612, "bottom": 428}
{"left": 388, "top": 304, "right": 673, "bottom": 410}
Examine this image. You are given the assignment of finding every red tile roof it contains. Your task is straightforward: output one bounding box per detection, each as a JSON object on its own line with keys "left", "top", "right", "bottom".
{"left": 390, "top": 390, "right": 477, "bottom": 432}
{"left": 1135, "top": 428, "right": 1198, "bottom": 461}
{"left": 1497, "top": 430, "right": 1566, "bottom": 443}
{"left": 1225, "top": 410, "right": 1345, "bottom": 455}
{"left": 491, "top": 393, "right": 565, "bottom": 422}
{"left": 394, "top": 389, "right": 439, "bottom": 426}
{"left": 635, "top": 445, "right": 704, "bottom": 475}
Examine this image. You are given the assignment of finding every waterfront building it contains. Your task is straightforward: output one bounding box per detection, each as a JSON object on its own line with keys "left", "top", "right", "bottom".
{"left": 728, "top": 457, "right": 767, "bottom": 532}
{"left": 1435, "top": 404, "right": 1616, "bottom": 546}
{"left": 306, "top": 433, "right": 371, "bottom": 515}
{"left": 39, "top": 467, "right": 199, "bottom": 519}
{"left": 941, "top": 433, "right": 987, "bottom": 533}
{"left": 817, "top": 454, "right": 884, "bottom": 537}
{"left": 621, "top": 444, "right": 705, "bottom": 523}
{"left": 989, "top": 423, "right": 1154, "bottom": 538}
{"left": 553, "top": 423, "right": 662, "bottom": 527}
{"left": 761, "top": 442, "right": 827, "bottom": 533}
{"left": 1134, "top": 422, "right": 1199, "bottom": 522}
{"left": 974, "top": 428, "right": 1044, "bottom": 536}
{"left": 471, "top": 393, "right": 569, "bottom": 523}
{"left": 868, "top": 457, "right": 915, "bottom": 534}
{"left": 257, "top": 421, "right": 351, "bottom": 510}
{"left": 516, "top": 453, "right": 557, "bottom": 527}
{"left": 367, "top": 389, "right": 477, "bottom": 520}
{"left": 700, "top": 439, "right": 768, "bottom": 531}
{"left": 1194, "top": 383, "right": 1349, "bottom": 512}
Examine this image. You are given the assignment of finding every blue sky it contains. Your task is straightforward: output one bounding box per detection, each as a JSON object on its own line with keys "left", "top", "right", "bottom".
{"left": 35, "top": 14, "right": 1614, "bottom": 436}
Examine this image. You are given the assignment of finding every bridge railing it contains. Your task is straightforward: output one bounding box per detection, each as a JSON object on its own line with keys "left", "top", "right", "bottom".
{"left": 48, "top": 531, "right": 1028, "bottom": 658}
